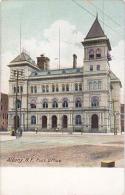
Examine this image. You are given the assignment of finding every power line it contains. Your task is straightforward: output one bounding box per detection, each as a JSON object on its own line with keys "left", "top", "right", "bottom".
{"left": 83, "top": 0, "right": 121, "bottom": 27}
{"left": 72, "top": 0, "right": 122, "bottom": 35}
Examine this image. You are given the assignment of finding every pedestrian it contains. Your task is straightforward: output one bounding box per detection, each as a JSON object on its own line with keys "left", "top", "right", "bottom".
{"left": 35, "top": 127, "right": 38, "bottom": 134}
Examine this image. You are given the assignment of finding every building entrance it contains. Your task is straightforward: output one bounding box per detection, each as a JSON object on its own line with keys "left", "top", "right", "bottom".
{"left": 62, "top": 115, "right": 68, "bottom": 128}
{"left": 91, "top": 114, "right": 98, "bottom": 129}
{"left": 52, "top": 115, "right": 57, "bottom": 128}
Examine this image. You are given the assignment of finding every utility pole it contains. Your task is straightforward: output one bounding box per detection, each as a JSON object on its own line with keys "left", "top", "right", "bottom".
{"left": 15, "top": 71, "right": 19, "bottom": 135}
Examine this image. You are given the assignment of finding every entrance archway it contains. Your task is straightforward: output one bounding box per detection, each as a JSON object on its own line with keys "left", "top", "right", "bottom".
{"left": 14, "top": 115, "right": 20, "bottom": 130}
{"left": 62, "top": 115, "right": 68, "bottom": 128}
{"left": 91, "top": 114, "right": 98, "bottom": 129}
{"left": 52, "top": 115, "right": 57, "bottom": 128}
{"left": 42, "top": 116, "right": 47, "bottom": 128}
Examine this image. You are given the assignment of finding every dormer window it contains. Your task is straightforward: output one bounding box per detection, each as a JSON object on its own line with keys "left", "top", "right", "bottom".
{"left": 89, "top": 49, "right": 94, "bottom": 60}
{"left": 96, "top": 48, "right": 101, "bottom": 58}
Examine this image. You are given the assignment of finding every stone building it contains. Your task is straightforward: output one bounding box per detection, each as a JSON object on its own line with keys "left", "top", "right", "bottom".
{"left": 8, "top": 17, "right": 122, "bottom": 133}
{"left": 0, "top": 93, "right": 8, "bottom": 131}
{"left": 121, "top": 104, "right": 124, "bottom": 132}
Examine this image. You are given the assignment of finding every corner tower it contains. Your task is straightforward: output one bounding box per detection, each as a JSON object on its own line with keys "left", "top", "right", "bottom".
{"left": 82, "top": 16, "right": 112, "bottom": 133}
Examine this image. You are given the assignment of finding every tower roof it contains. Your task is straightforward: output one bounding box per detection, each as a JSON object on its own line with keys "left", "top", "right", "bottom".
{"left": 85, "top": 16, "right": 106, "bottom": 39}
{"left": 10, "top": 51, "right": 35, "bottom": 65}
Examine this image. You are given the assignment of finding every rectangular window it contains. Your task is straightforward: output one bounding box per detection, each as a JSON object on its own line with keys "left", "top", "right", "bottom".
{"left": 90, "top": 65, "right": 93, "bottom": 71}
{"left": 97, "top": 65, "right": 100, "bottom": 71}
{"left": 62, "top": 84, "right": 65, "bottom": 92}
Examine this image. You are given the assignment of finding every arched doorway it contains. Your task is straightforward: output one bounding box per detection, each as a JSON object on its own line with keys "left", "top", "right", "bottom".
{"left": 14, "top": 115, "right": 20, "bottom": 130}
{"left": 52, "top": 115, "right": 57, "bottom": 128}
{"left": 42, "top": 116, "right": 47, "bottom": 128}
{"left": 62, "top": 115, "right": 68, "bottom": 128}
{"left": 91, "top": 114, "right": 98, "bottom": 129}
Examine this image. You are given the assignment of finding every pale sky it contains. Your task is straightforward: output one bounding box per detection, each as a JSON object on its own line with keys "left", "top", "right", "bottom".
{"left": 0, "top": 0, "right": 125, "bottom": 102}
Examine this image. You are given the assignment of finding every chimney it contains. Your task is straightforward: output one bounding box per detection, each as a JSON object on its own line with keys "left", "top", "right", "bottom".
{"left": 37, "top": 54, "right": 50, "bottom": 70}
{"left": 73, "top": 54, "right": 77, "bottom": 68}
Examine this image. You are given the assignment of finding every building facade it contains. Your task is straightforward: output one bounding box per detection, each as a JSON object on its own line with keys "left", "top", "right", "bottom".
{"left": 121, "top": 104, "right": 124, "bottom": 132}
{"left": 0, "top": 93, "right": 8, "bottom": 131}
{"left": 8, "top": 17, "right": 122, "bottom": 133}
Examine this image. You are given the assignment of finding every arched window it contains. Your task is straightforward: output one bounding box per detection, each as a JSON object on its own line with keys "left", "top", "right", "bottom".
{"left": 91, "top": 96, "right": 99, "bottom": 107}
{"left": 75, "top": 115, "right": 82, "bottom": 125}
{"left": 16, "top": 99, "right": 21, "bottom": 109}
{"left": 89, "top": 49, "right": 94, "bottom": 59}
{"left": 31, "top": 116, "right": 36, "bottom": 124}
{"left": 96, "top": 48, "right": 101, "bottom": 58}
{"left": 75, "top": 99, "right": 82, "bottom": 108}
{"left": 43, "top": 101, "right": 48, "bottom": 108}
{"left": 62, "top": 99, "right": 68, "bottom": 108}
{"left": 52, "top": 100, "right": 58, "bottom": 108}
{"left": 75, "top": 83, "right": 78, "bottom": 91}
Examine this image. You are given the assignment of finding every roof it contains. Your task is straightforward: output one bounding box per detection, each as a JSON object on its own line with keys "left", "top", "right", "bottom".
{"left": 10, "top": 51, "right": 36, "bottom": 65}
{"left": 85, "top": 16, "right": 106, "bottom": 39}
{"left": 30, "top": 67, "right": 83, "bottom": 77}
{"left": 110, "top": 71, "right": 122, "bottom": 87}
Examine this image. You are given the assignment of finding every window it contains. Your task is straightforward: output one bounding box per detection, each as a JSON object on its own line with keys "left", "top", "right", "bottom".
{"left": 31, "top": 86, "right": 33, "bottom": 93}
{"left": 75, "top": 99, "right": 82, "bottom": 108}
{"left": 14, "top": 86, "right": 16, "bottom": 93}
{"left": 91, "top": 96, "right": 99, "bottom": 107}
{"left": 62, "top": 99, "right": 68, "bottom": 108}
{"left": 62, "top": 84, "right": 65, "bottom": 91}
{"left": 34, "top": 86, "right": 37, "bottom": 93}
{"left": 93, "top": 81, "right": 98, "bottom": 90}
{"left": 52, "top": 100, "right": 58, "bottom": 108}
{"left": 17, "top": 86, "right": 19, "bottom": 93}
{"left": 56, "top": 85, "right": 59, "bottom": 92}
{"left": 43, "top": 101, "right": 48, "bottom": 108}
{"left": 66, "top": 84, "right": 69, "bottom": 91}
{"left": 75, "top": 115, "right": 82, "bottom": 125}
{"left": 16, "top": 99, "right": 21, "bottom": 109}
{"left": 98, "top": 81, "right": 101, "bottom": 89}
{"left": 46, "top": 85, "right": 49, "bottom": 92}
{"left": 42, "top": 85, "right": 45, "bottom": 93}
{"left": 52, "top": 84, "right": 55, "bottom": 92}
{"left": 96, "top": 48, "right": 101, "bottom": 58}
{"left": 90, "top": 65, "right": 93, "bottom": 71}
{"left": 89, "top": 81, "right": 92, "bottom": 90}
{"left": 97, "top": 65, "right": 100, "bottom": 71}
{"left": 20, "top": 86, "right": 23, "bottom": 93}
{"left": 75, "top": 83, "right": 78, "bottom": 91}
{"left": 31, "top": 116, "right": 36, "bottom": 124}
{"left": 89, "top": 49, "right": 94, "bottom": 59}
{"left": 79, "top": 83, "right": 82, "bottom": 91}
{"left": 30, "top": 103, "right": 36, "bottom": 108}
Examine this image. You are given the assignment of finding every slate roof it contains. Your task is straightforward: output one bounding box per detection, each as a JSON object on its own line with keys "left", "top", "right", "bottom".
{"left": 10, "top": 51, "right": 36, "bottom": 65}
{"left": 85, "top": 16, "right": 106, "bottom": 39}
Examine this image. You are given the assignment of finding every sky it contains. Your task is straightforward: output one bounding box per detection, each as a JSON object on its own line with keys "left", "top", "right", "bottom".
{"left": 0, "top": 0, "right": 125, "bottom": 102}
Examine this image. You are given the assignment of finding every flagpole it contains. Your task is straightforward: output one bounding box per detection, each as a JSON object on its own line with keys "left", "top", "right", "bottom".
{"left": 59, "top": 25, "right": 60, "bottom": 69}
